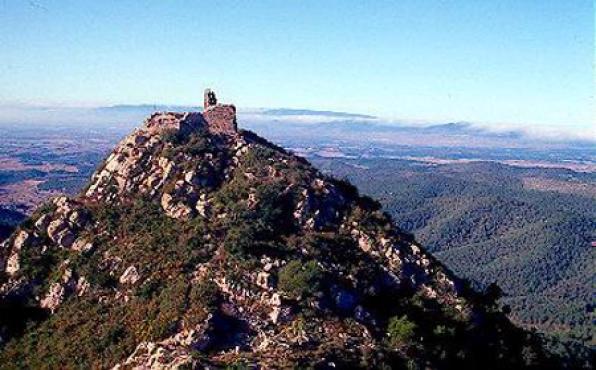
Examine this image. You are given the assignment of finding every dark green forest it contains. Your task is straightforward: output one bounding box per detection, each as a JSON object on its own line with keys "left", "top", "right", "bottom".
{"left": 313, "top": 158, "right": 595, "bottom": 350}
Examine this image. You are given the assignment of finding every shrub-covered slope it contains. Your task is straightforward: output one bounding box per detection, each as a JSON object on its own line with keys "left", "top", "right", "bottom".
{"left": 0, "top": 110, "right": 561, "bottom": 369}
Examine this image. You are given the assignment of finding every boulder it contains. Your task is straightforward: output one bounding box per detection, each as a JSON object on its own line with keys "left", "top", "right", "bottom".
{"left": 161, "top": 193, "right": 193, "bottom": 220}
{"left": 195, "top": 195, "right": 210, "bottom": 218}
{"left": 35, "top": 214, "right": 52, "bottom": 232}
{"left": 13, "top": 230, "right": 30, "bottom": 251}
{"left": 170, "top": 203, "right": 193, "bottom": 220}
{"left": 40, "top": 282, "right": 66, "bottom": 313}
{"left": 161, "top": 193, "right": 174, "bottom": 210}
{"left": 184, "top": 170, "right": 197, "bottom": 185}
{"left": 256, "top": 271, "right": 274, "bottom": 290}
{"left": 358, "top": 234, "right": 373, "bottom": 252}
{"left": 76, "top": 276, "right": 90, "bottom": 296}
{"left": 5, "top": 253, "right": 20, "bottom": 276}
{"left": 269, "top": 307, "right": 281, "bottom": 324}
{"left": 3, "top": 231, "right": 30, "bottom": 275}
{"left": 71, "top": 238, "right": 94, "bottom": 253}
{"left": 47, "top": 218, "right": 68, "bottom": 243}
{"left": 119, "top": 265, "right": 140, "bottom": 285}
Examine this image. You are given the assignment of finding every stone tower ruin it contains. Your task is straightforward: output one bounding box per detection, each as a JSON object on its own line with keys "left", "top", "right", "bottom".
{"left": 202, "top": 88, "right": 237, "bottom": 134}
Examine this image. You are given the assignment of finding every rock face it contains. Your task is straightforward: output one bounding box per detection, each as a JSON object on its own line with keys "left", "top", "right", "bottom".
{"left": 0, "top": 90, "right": 555, "bottom": 369}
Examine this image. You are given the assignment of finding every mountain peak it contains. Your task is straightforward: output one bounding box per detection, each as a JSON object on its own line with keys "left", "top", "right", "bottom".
{"left": 0, "top": 91, "right": 557, "bottom": 369}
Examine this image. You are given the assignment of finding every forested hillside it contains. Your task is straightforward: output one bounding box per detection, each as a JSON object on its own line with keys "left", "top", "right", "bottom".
{"left": 313, "top": 158, "right": 595, "bottom": 348}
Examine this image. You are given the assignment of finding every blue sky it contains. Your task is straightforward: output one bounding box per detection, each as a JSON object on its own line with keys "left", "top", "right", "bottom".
{"left": 0, "top": 0, "right": 593, "bottom": 133}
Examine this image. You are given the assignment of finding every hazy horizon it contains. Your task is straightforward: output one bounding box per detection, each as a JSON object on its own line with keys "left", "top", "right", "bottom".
{"left": 1, "top": 1, "right": 593, "bottom": 137}
{"left": 0, "top": 102, "right": 594, "bottom": 144}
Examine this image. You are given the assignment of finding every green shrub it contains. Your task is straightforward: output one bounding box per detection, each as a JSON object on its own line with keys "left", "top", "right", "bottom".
{"left": 91, "top": 203, "right": 122, "bottom": 234}
{"left": 184, "top": 133, "right": 211, "bottom": 156}
{"left": 188, "top": 280, "right": 218, "bottom": 310}
{"left": 88, "top": 270, "right": 117, "bottom": 289}
{"left": 19, "top": 246, "right": 69, "bottom": 289}
{"left": 183, "top": 237, "right": 215, "bottom": 270}
{"left": 278, "top": 260, "right": 322, "bottom": 299}
{"left": 162, "top": 130, "right": 211, "bottom": 158}
{"left": 433, "top": 324, "right": 455, "bottom": 338}
{"left": 25, "top": 202, "right": 57, "bottom": 227}
{"left": 97, "top": 324, "right": 126, "bottom": 351}
{"left": 161, "top": 129, "right": 183, "bottom": 144}
{"left": 136, "top": 280, "right": 161, "bottom": 300}
{"left": 223, "top": 221, "right": 258, "bottom": 259}
{"left": 224, "top": 362, "right": 251, "bottom": 370}
{"left": 149, "top": 277, "right": 188, "bottom": 338}
{"left": 387, "top": 315, "right": 417, "bottom": 347}
{"left": 185, "top": 279, "right": 220, "bottom": 329}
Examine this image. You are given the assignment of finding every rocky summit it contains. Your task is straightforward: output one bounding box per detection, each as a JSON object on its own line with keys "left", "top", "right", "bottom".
{"left": 0, "top": 91, "right": 559, "bottom": 369}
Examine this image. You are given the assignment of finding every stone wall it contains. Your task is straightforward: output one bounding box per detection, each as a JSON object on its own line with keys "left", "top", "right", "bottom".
{"left": 203, "top": 104, "right": 237, "bottom": 135}
{"left": 142, "top": 90, "right": 237, "bottom": 136}
{"left": 144, "top": 112, "right": 206, "bottom": 135}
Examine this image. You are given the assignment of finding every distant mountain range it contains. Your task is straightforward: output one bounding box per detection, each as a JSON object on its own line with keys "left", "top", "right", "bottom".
{"left": 262, "top": 108, "right": 377, "bottom": 119}
{"left": 0, "top": 104, "right": 593, "bottom": 148}
{"left": 94, "top": 104, "right": 199, "bottom": 114}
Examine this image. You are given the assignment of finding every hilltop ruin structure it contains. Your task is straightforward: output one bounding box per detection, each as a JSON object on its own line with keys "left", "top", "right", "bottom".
{"left": 143, "top": 89, "right": 237, "bottom": 136}
{"left": 202, "top": 88, "right": 237, "bottom": 134}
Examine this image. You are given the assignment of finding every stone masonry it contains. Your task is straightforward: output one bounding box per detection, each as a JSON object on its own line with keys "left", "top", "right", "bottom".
{"left": 202, "top": 88, "right": 238, "bottom": 135}
{"left": 143, "top": 89, "right": 237, "bottom": 136}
